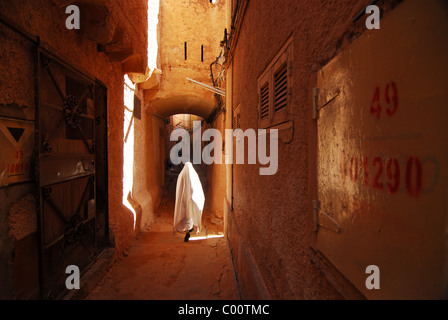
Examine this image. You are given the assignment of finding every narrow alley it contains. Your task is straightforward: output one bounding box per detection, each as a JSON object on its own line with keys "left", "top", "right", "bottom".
{"left": 0, "top": 0, "right": 448, "bottom": 303}
{"left": 86, "top": 171, "right": 239, "bottom": 300}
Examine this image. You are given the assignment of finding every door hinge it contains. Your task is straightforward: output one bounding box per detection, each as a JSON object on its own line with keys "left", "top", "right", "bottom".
{"left": 312, "top": 86, "right": 341, "bottom": 120}
{"left": 312, "top": 88, "right": 319, "bottom": 120}
{"left": 313, "top": 200, "right": 342, "bottom": 233}
{"left": 313, "top": 200, "right": 320, "bottom": 232}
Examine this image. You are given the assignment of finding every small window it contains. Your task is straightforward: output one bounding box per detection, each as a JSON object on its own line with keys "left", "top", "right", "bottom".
{"left": 257, "top": 37, "right": 293, "bottom": 128}
{"left": 274, "top": 62, "right": 288, "bottom": 113}
{"left": 260, "top": 83, "right": 270, "bottom": 120}
{"left": 234, "top": 105, "right": 241, "bottom": 129}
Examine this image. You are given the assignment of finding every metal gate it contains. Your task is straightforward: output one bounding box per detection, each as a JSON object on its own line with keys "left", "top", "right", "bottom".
{"left": 1, "top": 13, "right": 109, "bottom": 299}
{"left": 36, "top": 47, "right": 109, "bottom": 299}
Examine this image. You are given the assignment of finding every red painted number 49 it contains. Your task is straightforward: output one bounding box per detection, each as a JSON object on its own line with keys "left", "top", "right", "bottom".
{"left": 370, "top": 82, "right": 398, "bottom": 118}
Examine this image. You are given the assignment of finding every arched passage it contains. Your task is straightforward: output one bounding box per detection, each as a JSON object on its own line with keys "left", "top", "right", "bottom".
{"left": 150, "top": 93, "right": 225, "bottom": 240}
{"left": 149, "top": 94, "right": 216, "bottom": 119}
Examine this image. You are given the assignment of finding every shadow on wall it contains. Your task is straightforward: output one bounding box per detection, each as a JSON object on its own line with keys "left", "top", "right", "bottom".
{"left": 120, "top": 0, "right": 162, "bottom": 237}
{"left": 123, "top": 74, "right": 138, "bottom": 231}
{"left": 123, "top": 74, "right": 153, "bottom": 234}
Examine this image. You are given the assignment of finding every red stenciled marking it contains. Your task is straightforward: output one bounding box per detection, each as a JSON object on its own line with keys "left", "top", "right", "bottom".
{"left": 372, "top": 156, "right": 384, "bottom": 189}
{"left": 385, "top": 81, "right": 398, "bottom": 116}
{"left": 362, "top": 156, "right": 369, "bottom": 186}
{"left": 370, "top": 82, "right": 399, "bottom": 118}
{"left": 6, "top": 162, "right": 29, "bottom": 175}
{"left": 343, "top": 152, "right": 423, "bottom": 198}
{"left": 406, "top": 157, "right": 422, "bottom": 197}
{"left": 350, "top": 156, "right": 359, "bottom": 182}
{"left": 15, "top": 149, "right": 24, "bottom": 160}
{"left": 386, "top": 158, "right": 400, "bottom": 194}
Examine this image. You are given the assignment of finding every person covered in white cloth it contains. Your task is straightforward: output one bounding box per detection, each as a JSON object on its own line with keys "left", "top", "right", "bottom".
{"left": 173, "top": 162, "right": 205, "bottom": 242}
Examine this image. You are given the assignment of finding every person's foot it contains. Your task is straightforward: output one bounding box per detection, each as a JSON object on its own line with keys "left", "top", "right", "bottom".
{"left": 184, "top": 232, "right": 190, "bottom": 242}
{"left": 189, "top": 228, "right": 194, "bottom": 233}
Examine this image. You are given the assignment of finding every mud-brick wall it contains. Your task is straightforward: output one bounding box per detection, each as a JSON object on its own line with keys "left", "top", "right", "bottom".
{"left": 129, "top": 82, "right": 166, "bottom": 232}
{"left": 227, "top": 0, "right": 403, "bottom": 299}
{"left": 149, "top": 0, "right": 226, "bottom": 108}
{"left": 0, "top": 0, "right": 153, "bottom": 299}
{"left": 205, "top": 113, "right": 226, "bottom": 220}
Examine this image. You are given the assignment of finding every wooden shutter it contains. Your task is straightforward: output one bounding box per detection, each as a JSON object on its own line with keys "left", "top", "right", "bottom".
{"left": 274, "top": 62, "right": 288, "bottom": 113}
{"left": 260, "top": 83, "right": 270, "bottom": 120}
{"left": 257, "top": 36, "right": 292, "bottom": 128}
{"left": 258, "top": 65, "right": 271, "bottom": 128}
{"left": 234, "top": 105, "right": 241, "bottom": 129}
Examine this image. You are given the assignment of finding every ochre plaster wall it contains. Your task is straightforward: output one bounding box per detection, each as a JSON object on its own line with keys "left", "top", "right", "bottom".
{"left": 0, "top": 0, "right": 161, "bottom": 298}
{"left": 225, "top": 0, "right": 404, "bottom": 299}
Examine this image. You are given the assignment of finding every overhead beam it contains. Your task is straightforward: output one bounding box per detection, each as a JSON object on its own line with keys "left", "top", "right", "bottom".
{"left": 186, "top": 77, "right": 226, "bottom": 97}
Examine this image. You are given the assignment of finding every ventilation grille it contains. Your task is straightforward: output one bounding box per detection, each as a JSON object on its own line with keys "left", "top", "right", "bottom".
{"left": 274, "top": 63, "right": 288, "bottom": 113}
{"left": 236, "top": 113, "right": 240, "bottom": 129}
{"left": 260, "top": 83, "right": 270, "bottom": 119}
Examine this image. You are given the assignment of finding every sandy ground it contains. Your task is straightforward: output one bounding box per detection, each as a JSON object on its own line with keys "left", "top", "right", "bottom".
{"left": 86, "top": 169, "right": 239, "bottom": 300}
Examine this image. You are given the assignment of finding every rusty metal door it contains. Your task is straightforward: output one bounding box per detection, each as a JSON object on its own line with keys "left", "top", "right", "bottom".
{"left": 36, "top": 47, "right": 108, "bottom": 299}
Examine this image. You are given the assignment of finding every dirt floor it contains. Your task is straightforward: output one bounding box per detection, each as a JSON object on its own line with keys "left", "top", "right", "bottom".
{"left": 86, "top": 169, "right": 239, "bottom": 300}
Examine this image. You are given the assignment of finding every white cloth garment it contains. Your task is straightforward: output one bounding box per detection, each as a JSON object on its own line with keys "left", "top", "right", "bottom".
{"left": 173, "top": 162, "right": 205, "bottom": 234}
